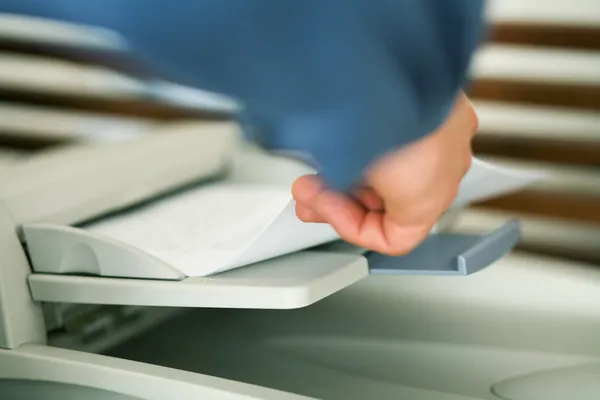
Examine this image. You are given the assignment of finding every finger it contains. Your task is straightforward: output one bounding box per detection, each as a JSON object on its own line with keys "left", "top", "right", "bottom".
{"left": 292, "top": 174, "right": 323, "bottom": 205}
{"left": 313, "top": 190, "right": 368, "bottom": 235}
{"left": 352, "top": 186, "right": 384, "bottom": 211}
{"left": 314, "top": 191, "right": 432, "bottom": 255}
{"left": 307, "top": 189, "right": 416, "bottom": 255}
{"left": 293, "top": 176, "right": 432, "bottom": 255}
{"left": 294, "top": 176, "right": 384, "bottom": 212}
{"left": 380, "top": 215, "right": 433, "bottom": 255}
{"left": 295, "top": 203, "right": 325, "bottom": 223}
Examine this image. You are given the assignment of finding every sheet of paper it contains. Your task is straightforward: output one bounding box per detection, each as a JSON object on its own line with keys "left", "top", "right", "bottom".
{"left": 452, "top": 157, "right": 546, "bottom": 207}
{"left": 85, "top": 151, "right": 543, "bottom": 277}
{"left": 86, "top": 181, "right": 338, "bottom": 277}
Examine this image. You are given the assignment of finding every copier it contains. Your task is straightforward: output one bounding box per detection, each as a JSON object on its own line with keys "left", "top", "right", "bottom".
{"left": 0, "top": 120, "right": 599, "bottom": 400}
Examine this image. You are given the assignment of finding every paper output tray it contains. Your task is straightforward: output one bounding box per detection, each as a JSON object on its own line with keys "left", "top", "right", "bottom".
{"left": 26, "top": 250, "right": 368, "bottom": 309}
{"left": 22, "top": 219, "right": 520, "bottom": 280}
{"left": 23, "top": 220, "right": 519, "bottom": 310}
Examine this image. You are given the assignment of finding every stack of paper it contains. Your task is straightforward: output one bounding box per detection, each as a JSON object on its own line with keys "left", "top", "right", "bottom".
{"left": 86, "top": 150, "right": 544, "bottom": 277}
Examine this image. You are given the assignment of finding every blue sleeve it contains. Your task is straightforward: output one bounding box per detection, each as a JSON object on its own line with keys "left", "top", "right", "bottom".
{"left": 0, "top": 0, "right": 486, "bottom": 190}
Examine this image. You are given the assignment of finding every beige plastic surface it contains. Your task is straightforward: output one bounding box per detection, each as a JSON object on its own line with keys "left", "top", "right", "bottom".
{"left": 105, "top": 253, "right": 600, "bottom": 400}
{"left": 0, "top": 121, "right": 237, "bottom": 347}
{"left": 23, "top": 224, "right": 185, "bottom": 280}
{"left": 0, "top": 121, "right": 238, "bottom": 225}
{"left": 0, "top": 344, "right": 311, "bottom": 400}
{"left": 20, "top": 147, "right": 323, "bottom": 280}
{"left": 0, "top": 205, "right": 46, "bottom": 349}
{"left": 28, "top": 251, "right": 368, "bottom": 309}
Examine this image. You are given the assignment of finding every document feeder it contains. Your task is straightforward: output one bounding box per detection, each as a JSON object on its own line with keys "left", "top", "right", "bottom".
{"left": 0, "top": 120, "right": 525, "bottom": 399}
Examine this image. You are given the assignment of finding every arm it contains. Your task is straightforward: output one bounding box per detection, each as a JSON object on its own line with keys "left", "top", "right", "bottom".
{"left": 1, "top": 0, "right": 485, "bottom": 191}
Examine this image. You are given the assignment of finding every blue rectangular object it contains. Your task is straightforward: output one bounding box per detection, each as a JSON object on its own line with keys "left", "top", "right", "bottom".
{"left": 367, "top": 220, "right": 520, "bottom": 276}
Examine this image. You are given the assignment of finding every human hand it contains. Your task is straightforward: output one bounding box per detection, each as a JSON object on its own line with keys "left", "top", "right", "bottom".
{"left": 292, "top": 92, "right": 477, "bottom": 255}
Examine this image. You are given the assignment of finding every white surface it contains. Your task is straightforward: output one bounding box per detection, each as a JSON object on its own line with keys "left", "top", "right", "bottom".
{"left": 23, "top": 223, "right": 186, "bottom": 280}
{"left": 1, "top": 121, "right": 238, "bottom": 225}
{"left": 85, "top": 150, "right": 340, "bottom": 277}
{"left": 105, "top": 253, "right": 600, "bottom": 400}
{"left": 452, "top": 158, "right": 544, "bottom": 207}
{"left": 0, "top": 206, "right": 47, "bottom": 350}
{"left": 27, "top": 251, "right": 369, "bottom": 309}
{"left": 471, "top": 45, "right": 600, "bottom": 85}
{"left": 473, "top": 101, "right": 600, "bottom": 142}
{"left": 87, "top": 183, "right": 339, "bottom": 277}
{"left": 485, "top": 0, "right": 600, "bottom": 26}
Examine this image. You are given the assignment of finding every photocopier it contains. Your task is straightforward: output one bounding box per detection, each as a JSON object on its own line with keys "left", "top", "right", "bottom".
{"left": 0, "top": 120, "right": 599, "bottom": 400}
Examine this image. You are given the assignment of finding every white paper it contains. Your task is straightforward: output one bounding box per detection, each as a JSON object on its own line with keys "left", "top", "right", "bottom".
{"left": 86, "top": 152, "right": 543, "bottom": 277}
{"left": 452, "top": 157, "right": 546, "bottom": 207}
{"left": 87, "top": 182, "right": 338, "bottom": 276}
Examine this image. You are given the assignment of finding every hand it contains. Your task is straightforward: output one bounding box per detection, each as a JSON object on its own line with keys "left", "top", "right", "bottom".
{"left": 292, "top": 92, "right": 477, "bottom": 255}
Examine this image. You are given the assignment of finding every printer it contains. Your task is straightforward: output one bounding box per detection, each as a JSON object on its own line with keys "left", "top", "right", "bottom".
{"left": 0, "top": 120, "right": 599, "bottom": 400}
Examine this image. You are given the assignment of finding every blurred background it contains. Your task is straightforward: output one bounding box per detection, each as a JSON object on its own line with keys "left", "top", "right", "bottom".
{"left": 0, "top": 0, "right": 599, "bottom": 268}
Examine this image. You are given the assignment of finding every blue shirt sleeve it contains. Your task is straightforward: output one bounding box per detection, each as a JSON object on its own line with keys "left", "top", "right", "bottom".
{"left": 0, "top": 0, "right": 486, "bottom": 190}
